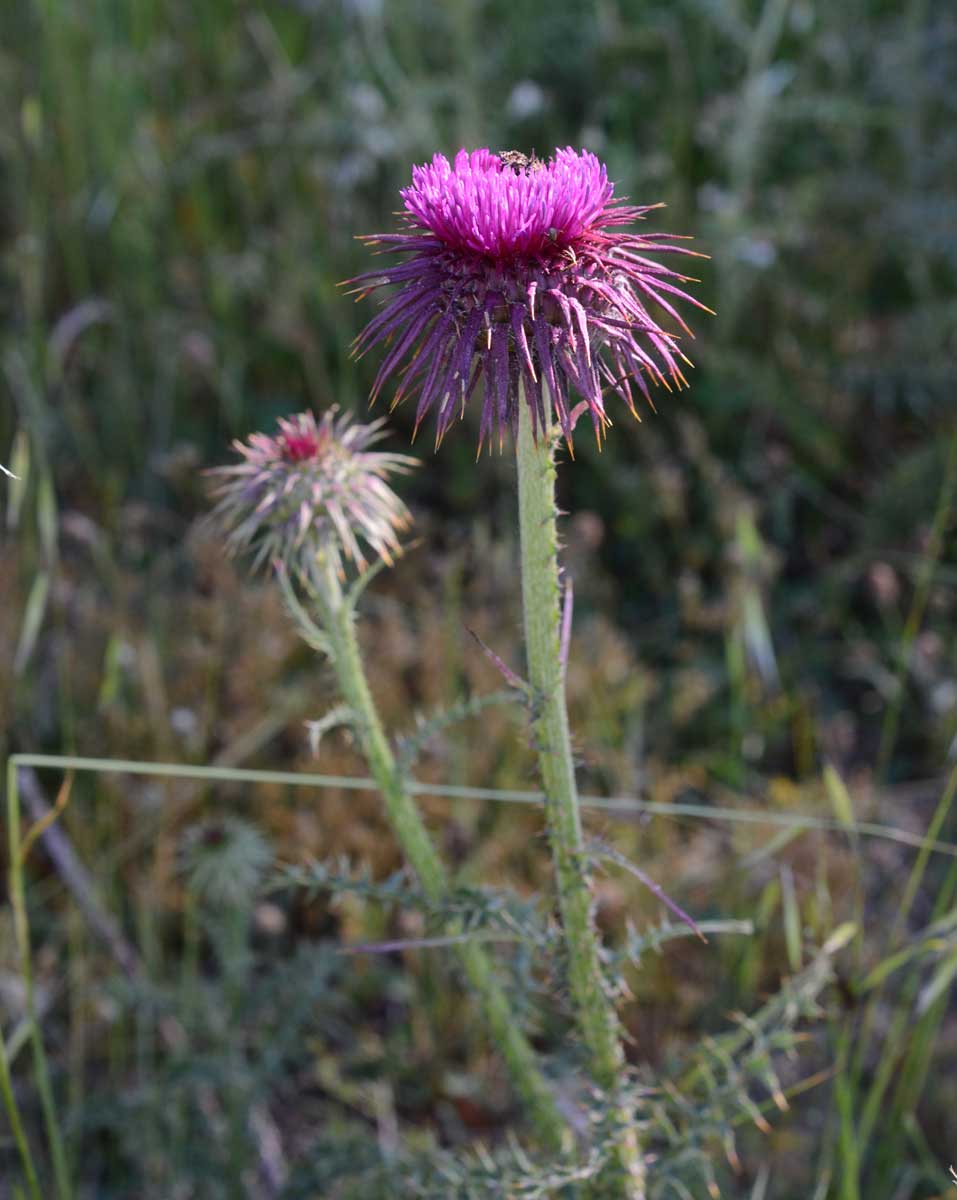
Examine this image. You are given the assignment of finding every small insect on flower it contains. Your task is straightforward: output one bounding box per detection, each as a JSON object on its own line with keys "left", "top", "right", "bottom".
{"left": 207, "top": 408, "right": 416, "bottom": 582}
{"left": 499, "top": 149, "right": 544, "bottom": 173}
{"left": 349, "top": 146, "right": 712, "bottom": 452}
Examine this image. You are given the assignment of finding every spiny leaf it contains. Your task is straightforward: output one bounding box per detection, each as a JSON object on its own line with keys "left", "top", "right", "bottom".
{"left": 395, "top": 688, "right": 519, "bottom": 771}
{"left": 305, "top": 705, "right": 357, "bottom": 756}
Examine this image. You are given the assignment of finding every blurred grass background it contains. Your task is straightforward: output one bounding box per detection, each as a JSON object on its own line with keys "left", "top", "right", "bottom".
{"left": 1, "top": 0, "right": 956, "bottom": 1196}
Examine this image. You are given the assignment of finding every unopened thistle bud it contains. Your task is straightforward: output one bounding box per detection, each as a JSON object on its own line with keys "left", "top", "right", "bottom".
{"left": 208, "top": 408, "right": 415, "bottom": 580}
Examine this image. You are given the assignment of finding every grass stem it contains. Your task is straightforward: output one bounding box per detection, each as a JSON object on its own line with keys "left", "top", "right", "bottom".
{"left": 6, "top": 762, "right": 73, "bottom": 1200}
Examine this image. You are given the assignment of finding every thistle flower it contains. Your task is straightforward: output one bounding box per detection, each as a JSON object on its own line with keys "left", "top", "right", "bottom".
{"left": 208, "top": 408, "right": 415, "bottom": 579}
{"left": 350, "top": 147, "right": 710, "bottom": 450}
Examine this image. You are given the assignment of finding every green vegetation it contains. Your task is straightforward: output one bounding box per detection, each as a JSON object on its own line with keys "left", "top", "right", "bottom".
{"left": 2, "top": 0, "right": 956, "bottom": 1196}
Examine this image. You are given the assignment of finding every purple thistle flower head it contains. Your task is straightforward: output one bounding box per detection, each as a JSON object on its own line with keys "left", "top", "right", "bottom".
{"left": 350, "top": 147, "right": 711, "bottom": 451}
{"left": 207, "top": 408, "right": 415, "bottom": 581}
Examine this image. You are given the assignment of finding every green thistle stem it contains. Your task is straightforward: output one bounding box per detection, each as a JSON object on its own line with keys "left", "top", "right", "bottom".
{"left": 515, "top": 396, "right": 644, "bottom": 1196}
{"left": 311, "top": 561, "right": 567, "bottom": 1152}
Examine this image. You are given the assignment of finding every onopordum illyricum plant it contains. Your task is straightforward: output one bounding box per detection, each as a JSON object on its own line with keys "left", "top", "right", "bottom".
{"left": 353, "top": 146, "right": 707, "bottom": 1198}
{"left": 208, "top": 406, "right": 568, "bottom": 1152}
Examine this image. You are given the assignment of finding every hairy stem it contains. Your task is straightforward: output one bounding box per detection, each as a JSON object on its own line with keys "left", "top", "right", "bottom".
{"left": 312, "top": 561, "right": 567, "bottom": 1152}
{"left": 515, "top": 397, "right": 644, "bottom": 1196}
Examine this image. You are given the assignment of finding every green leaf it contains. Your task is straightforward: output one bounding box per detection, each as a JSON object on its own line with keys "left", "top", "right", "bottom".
{"left": 822, "top": 923, "right": 858, "bottom": 956}
{"left": 781, "top": 864, "right": 802, "bottom": 971}
{"left": 917, "top": 947, "right": 957, "bottom": 1015}
{"left": 860, "top": 945, "right": 921, "bottom": 993}
{"left": 824, "top": 764, "right": 856, "bottom": 834}
{"left": 36, "top": 469, "right": 58, "bottom": 564}
{"left": 4, "top": 430, "right": 29, "bottom": 530}
{"left": 14, "top": 572, "right": 51, "bottom": 675}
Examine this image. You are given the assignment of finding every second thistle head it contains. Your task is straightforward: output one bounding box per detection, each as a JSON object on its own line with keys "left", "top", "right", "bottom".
{"left": 208, "top": 407, "right": 415, "bottom": 584}
{"left": 350, "top": 147, "right": 711, "bottom": 451}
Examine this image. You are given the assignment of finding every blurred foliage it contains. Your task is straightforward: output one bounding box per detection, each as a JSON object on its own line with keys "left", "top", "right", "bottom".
{"left": 2, "top": 0, "right": 957, "bottom": 1196}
